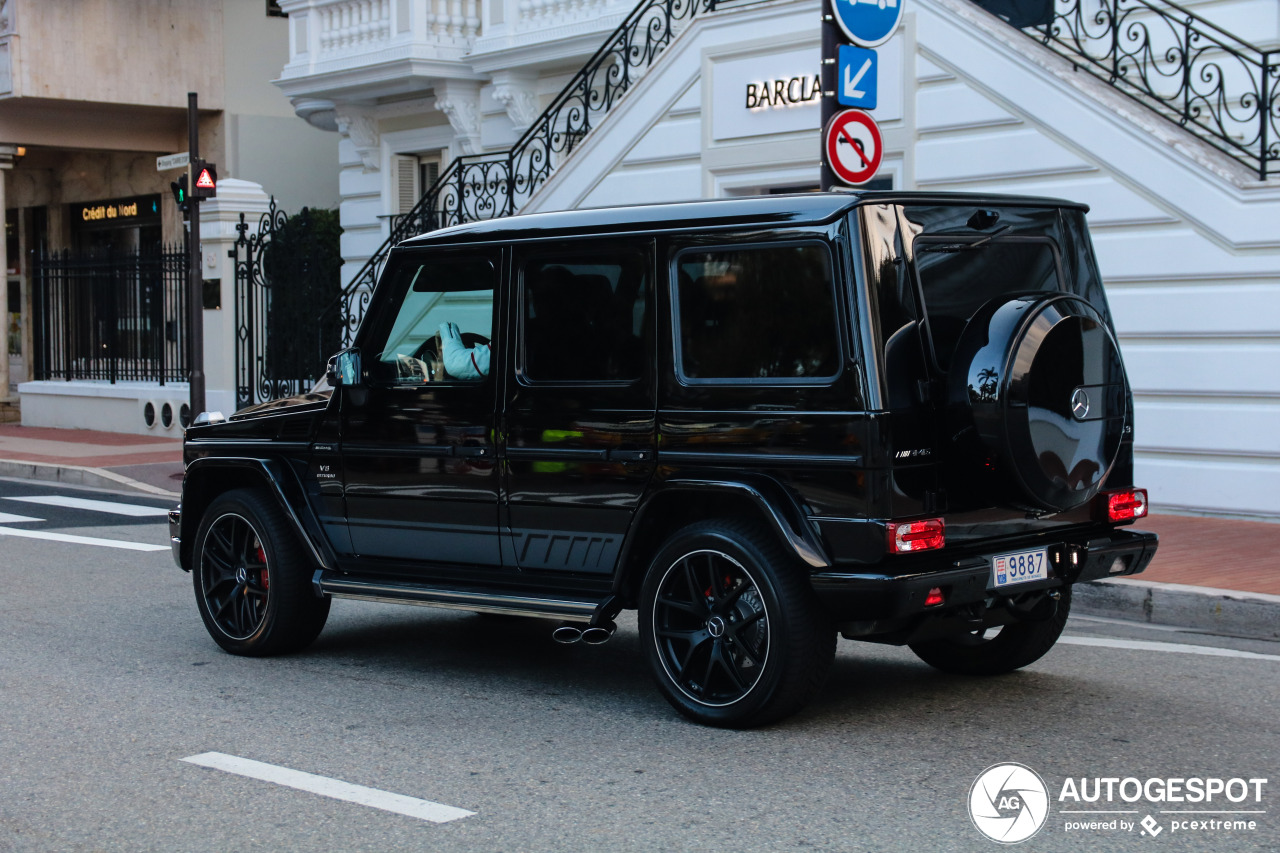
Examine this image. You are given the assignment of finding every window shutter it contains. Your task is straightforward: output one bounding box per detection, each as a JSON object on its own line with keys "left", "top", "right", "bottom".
{"left": 395, "top": 155, "right": 419, "bottom": 214}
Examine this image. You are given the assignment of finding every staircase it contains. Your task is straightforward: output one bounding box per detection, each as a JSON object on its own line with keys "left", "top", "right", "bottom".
{"left": 972, "top": 0, "right": 1277, "bottom": 181}
{"left": 322, "top": 0, "right": 741, "bottom": 344}
{"left": 321, "top": 0, "right": 1276, "bottom": 346}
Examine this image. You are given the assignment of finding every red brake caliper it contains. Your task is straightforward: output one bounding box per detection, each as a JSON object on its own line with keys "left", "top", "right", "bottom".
{"left": 256, "top": 544, "right": 269, "bottom": 589}
{"left": 705, "top": 575, "right": 733, "bottom": 601}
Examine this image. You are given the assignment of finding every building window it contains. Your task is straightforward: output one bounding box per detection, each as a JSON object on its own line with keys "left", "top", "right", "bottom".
{"left": 420, "top": 159, "right": 440, "bottom": 196}
{"left": 266, "top": 1, "right": 288, "bottom": 18}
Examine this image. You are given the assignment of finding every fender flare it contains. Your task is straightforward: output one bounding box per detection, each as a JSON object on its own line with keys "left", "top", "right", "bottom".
{"left": 614, "top": 475, "right": 832, "bottom": 602}
{"left": 181, "top": 456, "right": 337, "bottom": 573}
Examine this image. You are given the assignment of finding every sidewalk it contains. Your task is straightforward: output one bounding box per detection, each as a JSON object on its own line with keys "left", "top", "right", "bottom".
{"left": 0, "top": 424, "right": 183, "bottom": 496}
{"left": 0, "top": 423, "right": 1276, "bottom": 636}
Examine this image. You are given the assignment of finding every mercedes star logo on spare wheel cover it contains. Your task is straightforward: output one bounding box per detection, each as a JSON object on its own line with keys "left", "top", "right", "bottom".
{"left": 1071, "top": 388, "right": 1091, "bottom": 421}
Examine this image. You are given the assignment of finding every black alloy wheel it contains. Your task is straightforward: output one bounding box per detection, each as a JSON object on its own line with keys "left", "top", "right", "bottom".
{"left": 652, "top": 548, "right": 771, "bottom": 707}
{"left": 640, "top": 520, "right": 835, "bottom": 728}
{"left": 200, "top": 512, "right": 271, "bottom": 641}
{"left": 193, "top": 488, "right": 330, "bottom": 656}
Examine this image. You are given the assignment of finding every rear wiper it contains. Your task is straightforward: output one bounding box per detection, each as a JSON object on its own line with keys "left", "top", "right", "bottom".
{"left": 919, "top": 225, "right": 1014, "bottom": 253}
{"left": 968, "top": 224, "right": 1013, "bottom": 248}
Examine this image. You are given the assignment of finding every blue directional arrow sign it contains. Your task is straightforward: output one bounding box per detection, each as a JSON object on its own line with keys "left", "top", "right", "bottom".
{"left": 833, "top": 0, "right": 904, "bottom": 48}
{"left": 837, "top": 44, "right": 878, "bottom": 109}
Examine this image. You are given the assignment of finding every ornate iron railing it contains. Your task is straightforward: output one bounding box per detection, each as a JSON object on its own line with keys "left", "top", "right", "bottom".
{"left": 232, "top": 200, "right": 344, "bottom": 409}
{"left": 977, "top": 0, "right": 1278, "bottom": 180}
{"left": 324, "top": 0, "right": 734, "bottom": 345}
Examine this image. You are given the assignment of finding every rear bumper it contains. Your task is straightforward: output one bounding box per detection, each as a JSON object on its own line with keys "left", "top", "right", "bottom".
{"left": 810, "top": 527, "right": 1157, "bottom": 623}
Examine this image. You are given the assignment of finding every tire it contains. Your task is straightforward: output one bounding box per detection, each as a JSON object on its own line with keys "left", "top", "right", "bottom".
{"left": 192, "top": 488, "right": 330, "bottom": 656}
{"left": 639, "top": 519, "right": 835, "bottom": 728}
{"left": 908, "top": 587, "right": 1071, "bottom": 676}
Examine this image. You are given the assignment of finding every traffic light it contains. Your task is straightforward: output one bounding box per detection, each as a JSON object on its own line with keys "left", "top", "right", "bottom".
{"left": 191, "top": 159, "right": 218, "bottom": 199}
{"left": 170, "top": 173, "right": 190, "bottom": 216}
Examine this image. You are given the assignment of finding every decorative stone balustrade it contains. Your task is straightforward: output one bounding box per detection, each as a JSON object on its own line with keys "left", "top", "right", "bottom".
{"left": 286, "top": 0, "right": 482, "bottom": 63}
{"left": 316, "top": 0, "right": 393, "bottom": 53}
{"left": 516, "top": 0, "right": 615, "bottom": 28}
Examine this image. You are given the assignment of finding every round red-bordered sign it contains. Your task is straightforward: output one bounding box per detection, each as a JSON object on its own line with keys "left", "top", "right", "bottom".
{"left": 824, "top": 109, "right": 883, "bottom": 186}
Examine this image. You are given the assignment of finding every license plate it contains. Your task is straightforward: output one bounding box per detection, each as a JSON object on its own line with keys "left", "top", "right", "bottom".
{"left": 990, "top": 548, "right": 1048, "bottom": 589}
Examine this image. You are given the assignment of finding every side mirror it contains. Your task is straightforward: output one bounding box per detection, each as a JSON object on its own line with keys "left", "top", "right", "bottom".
{"left": 325, "top": 348, "right": 362, "bottom": 387}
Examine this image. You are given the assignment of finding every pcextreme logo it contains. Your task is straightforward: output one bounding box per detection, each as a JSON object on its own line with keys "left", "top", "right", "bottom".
{"left": 969, "top": 763, "right": 1269, "bottom": 844}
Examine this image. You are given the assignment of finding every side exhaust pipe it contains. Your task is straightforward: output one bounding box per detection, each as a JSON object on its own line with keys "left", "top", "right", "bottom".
{"left": 581, "top": 621, "right": 616, "bottom": 645}
{"left": 552, "top": 624, "right": 583, "bottom": 644}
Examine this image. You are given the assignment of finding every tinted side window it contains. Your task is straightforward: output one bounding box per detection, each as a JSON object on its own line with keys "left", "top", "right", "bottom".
{"left": 521, "top": 249, "right": 650, "bottom": 382}
{"left": 368, "top": 255, "right": 496, "bottom": 384}
{"left": 674, "top": 244, "right": 839, "bottom": 382}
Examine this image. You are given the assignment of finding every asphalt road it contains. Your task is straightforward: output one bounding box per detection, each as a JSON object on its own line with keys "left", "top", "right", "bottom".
{"left": 1, "top": 477, "right": 1276, "bottom": 852}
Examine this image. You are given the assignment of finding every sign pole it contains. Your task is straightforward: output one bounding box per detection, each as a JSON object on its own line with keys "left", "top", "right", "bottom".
{"left": 187, "top": 92, "right": 206, "bottom": 420}
{"left": 820, "top": 0, "right": 840, "bottom": 192}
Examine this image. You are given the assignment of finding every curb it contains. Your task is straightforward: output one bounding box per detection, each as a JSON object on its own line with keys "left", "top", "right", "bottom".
{"left": 1074, "top": 578, "right": 1280, "bottom": 642}
{"left": 0, "top": 459, "right": 180, "bottom": 499}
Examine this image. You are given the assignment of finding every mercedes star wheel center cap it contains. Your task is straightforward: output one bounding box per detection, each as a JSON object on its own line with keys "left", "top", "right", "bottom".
{"left": 707, "top": 615, "right": 727, "bottom": 638}
{"left": 236, "top": 567, "right": 248, "bottom": 584}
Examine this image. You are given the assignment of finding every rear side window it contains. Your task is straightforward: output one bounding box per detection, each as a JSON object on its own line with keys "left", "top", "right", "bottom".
{"left": 674, "top": 243, "right": 840, "bottom": 382}
{"left": 520, "top": 247, "right": 650, "bottom": 383}
{"left": 914, "top": 237, "right": 1060, "bottom": 371}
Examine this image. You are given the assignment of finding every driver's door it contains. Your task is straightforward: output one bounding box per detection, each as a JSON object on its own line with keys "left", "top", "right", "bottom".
{"left": 339, "top": 249, "right": 505, "bottom": 572}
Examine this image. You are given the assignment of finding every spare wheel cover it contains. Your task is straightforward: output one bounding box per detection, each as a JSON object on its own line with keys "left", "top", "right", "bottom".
{"left": 951, "top": 294, "right": 1129, "bottom": 511}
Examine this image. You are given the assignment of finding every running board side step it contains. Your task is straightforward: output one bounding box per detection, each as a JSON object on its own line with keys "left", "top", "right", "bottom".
{"left": 314, "top": 572, "right": 602, "bottom": 623}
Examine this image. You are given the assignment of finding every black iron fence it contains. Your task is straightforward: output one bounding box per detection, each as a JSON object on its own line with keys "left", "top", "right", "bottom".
{"left": 977, "top": 0, "right": 1278, "bottom": 180}
{"left": 232, "top": 201, "right": 343, "bottom": 410}
{"left": 322, "top": 0, "right": 742, "bottom": 346}
{"left": 32, "top": 245, "right": 189, "bottom": 384}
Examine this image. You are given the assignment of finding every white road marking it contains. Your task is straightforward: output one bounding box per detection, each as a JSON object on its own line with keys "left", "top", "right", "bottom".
{"left": 181, "top": 753, "right": 475, "bottom": 824}
{"left": 4, "top": 495, "right": 169, "bottom": 517}
{"left": 0, "top": 526, "right": 169, "bottom": 552}
{"left": 1070, "top": 614, "right": 1219, "bottom": 635}
{"left": 1060, "top": 635, "right": 1280, "bottom": 662}
{"left": 0, "top": 511, "right": 42, "bottom": 524}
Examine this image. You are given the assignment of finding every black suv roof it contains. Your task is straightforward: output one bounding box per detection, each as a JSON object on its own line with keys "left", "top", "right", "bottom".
{"left": 400, "top": 191, "right": 1089, "bottom": 246}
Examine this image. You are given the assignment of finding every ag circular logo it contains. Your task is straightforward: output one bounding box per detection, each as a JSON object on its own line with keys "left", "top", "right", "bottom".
{"left": 969, "top": 763, "right": 1050, "bottom": 844}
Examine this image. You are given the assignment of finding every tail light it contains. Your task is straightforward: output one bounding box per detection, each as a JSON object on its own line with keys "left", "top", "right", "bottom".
{"left": 1101, "top": 488, "right": 1148, "bottom": 522}
{"left": 886, "top": 518, "right": 945, "bottom": 554}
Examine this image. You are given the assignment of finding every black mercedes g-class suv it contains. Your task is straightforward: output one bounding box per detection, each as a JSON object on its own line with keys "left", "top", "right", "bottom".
{"left": 170, "top": 192, "right": 1157, "bottom": 727}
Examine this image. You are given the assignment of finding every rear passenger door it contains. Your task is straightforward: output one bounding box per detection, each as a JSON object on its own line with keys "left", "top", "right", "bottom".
{"left": 502, "top": 239, "right": 656, "bottom": 575}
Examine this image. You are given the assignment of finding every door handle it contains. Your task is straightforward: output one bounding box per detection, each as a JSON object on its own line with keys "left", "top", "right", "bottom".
{"left": 455, "top": 446, "right": 491, "bottom": 458}
{"left": 609, "top": 449, "right": 651, "bottom": 463}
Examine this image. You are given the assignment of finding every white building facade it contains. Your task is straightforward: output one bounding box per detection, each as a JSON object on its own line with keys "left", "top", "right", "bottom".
{"left": 6, "top": 0, "right": 340, "bottom": 433}
{"left": 274, "top": 0, "right": 1280, "bottom": 520}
